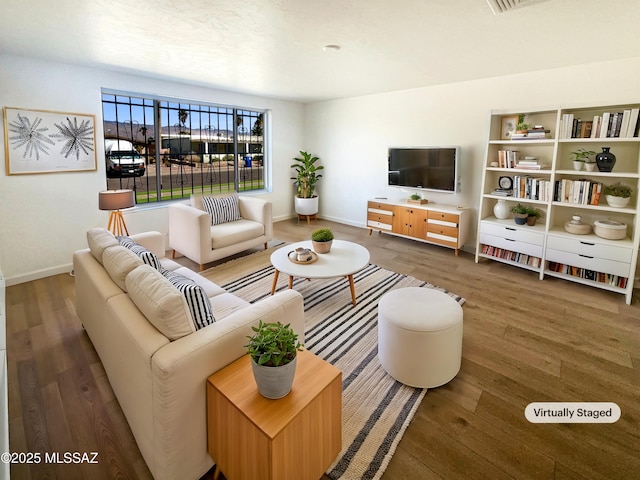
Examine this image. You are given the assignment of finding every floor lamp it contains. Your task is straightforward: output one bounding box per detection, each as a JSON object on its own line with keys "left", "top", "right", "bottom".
{"left": 99, "top": 189, "right": 135, "bottom": 236}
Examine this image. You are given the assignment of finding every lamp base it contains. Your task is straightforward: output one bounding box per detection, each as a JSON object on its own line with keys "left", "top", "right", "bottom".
{"left": 107, "top": 210, "right": 129, "bottom": 236}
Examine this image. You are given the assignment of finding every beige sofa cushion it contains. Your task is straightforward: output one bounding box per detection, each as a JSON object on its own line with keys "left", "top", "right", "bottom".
{"left": 126, "top": 265, "right": 196, "bottom": 341}
{"left": 102, "top": 245, "right": 144, "bottom": 291}
{"left": 210, "top": 219, "right": 265, "bottom": 249}
{"left": 87, "top": 228, "right": 119, "bottom": 264}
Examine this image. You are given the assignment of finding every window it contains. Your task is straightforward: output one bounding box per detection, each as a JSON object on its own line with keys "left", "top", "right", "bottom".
{"left": 101, "top": 92, "right": 267, "bottom": 204}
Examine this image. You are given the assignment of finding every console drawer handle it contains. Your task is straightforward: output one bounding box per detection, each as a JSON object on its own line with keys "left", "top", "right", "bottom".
{"left": 579, "top": 241, "right": 595, "bottom": 246}
{"left": 505, "top": 238, "right": 516, "bottom": 242}
{"left": 578, "top": 254, "right": 594, "bottom": 259}
{"left": 505, "top": 227, "right": 516, "bottom": 231}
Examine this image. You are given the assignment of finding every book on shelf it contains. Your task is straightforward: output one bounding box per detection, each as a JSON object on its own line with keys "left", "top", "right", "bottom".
{"left": 498, "top": 149, "right": 518, "bottom": 168}
{"left": 553, "top": 179, "right": 602, "bottom": 205}
{"left": 491, "top": 189, "right": 513, "bottom": 196}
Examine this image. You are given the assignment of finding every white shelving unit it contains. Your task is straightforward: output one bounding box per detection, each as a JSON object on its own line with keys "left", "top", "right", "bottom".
{"left": 475, "top": 104, "right": 640, "bottom": 304}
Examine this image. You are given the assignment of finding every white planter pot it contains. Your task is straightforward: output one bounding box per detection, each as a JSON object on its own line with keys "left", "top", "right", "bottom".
{"left": 251, "top": 356, "right": 297, "bottom": 399}
{"left": 572, "top": 161, "right": 583, "bottom": 171}
{"left": 294, "top": 196, "right": 319, "bottom": 215}
{"left": 584, "top": 162, "right": 597, "bottom": 172}
{"left": 605, "top": 195, "right": 630, "bottom": 208}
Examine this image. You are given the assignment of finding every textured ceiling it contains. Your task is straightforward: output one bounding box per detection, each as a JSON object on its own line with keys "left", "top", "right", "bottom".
{"left": 1, "top": 0, "right": 640, "bottom": 102}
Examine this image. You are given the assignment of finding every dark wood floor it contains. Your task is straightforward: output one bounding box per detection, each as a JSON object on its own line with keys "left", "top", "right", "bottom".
{"left": 6, "top": 219, "right": 640, "bottom": 479}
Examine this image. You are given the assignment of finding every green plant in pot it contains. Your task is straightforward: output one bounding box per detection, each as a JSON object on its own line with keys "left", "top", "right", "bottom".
{"left": 603, "top": 182, "right": 633, "bottom": 208}
{"left": 516, "top": 114, "right": 529, "bottom": 133}
{"left": 570, "top": 148, "right": 596, "bottom": 171}
{"left": 511, "top": 203, "right": 529, "bottom": 225}
{"left": 245, "top": 320, "right": 303, "bottom": 399}
{"left": 291, "top": 151, "right": 323, "bottom": 217}
{"left": 311, "top": 227, "right": 334, "bottom": 254}
{"left": 525, "top": 206, "right": 542, "bottom": 226}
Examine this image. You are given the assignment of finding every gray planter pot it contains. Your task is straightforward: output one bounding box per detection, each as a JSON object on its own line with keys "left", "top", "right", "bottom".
{"left": 250, "top": 356, "right": 297, "bottom": 399}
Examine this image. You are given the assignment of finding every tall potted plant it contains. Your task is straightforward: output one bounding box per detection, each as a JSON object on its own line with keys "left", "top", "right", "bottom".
{"left": 291, "top": 151, "right": 323, "bottom": 217}
{"left": 245, "top": 320, "right": 303, "bottom": 399}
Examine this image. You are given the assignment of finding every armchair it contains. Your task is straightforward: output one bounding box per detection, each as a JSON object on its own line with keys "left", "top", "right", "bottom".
{"left": 169, "top": 194, "right": 272, "bottom": 271}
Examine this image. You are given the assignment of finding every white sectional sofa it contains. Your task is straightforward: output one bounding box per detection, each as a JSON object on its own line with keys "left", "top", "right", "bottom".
{"left": 169, "top": 193, "right": 273, "bottom": 271}
{"left": 73, "top": 229, "right": 304, "bottom": 480}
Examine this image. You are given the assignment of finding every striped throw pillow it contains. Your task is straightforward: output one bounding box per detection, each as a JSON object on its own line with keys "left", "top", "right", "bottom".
{"left": 202, "top": 193, "right": 241, "bottom": 225}
{"left": 161, "top": 269, "right": 215, "bottom": 330}
{"left": 117, "top": 236, "right": 162, "bottom": 270}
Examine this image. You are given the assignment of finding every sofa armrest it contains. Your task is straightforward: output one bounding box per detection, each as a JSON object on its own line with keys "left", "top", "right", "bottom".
{"left": 131, "top": 231, "right": 166, "bottom": 259}
{"left": 168, "top": 203, "right": 212, "bottom": 264}
{"left": 239, "top": 196, "right": 272, "bottom": 241}
{"left": 149, "top": 289, "right": 304, "bottom": 478}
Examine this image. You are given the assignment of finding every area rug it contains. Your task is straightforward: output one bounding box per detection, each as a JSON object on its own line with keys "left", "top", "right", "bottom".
{"left": 202, "top": 249, "right": 465, "bottom": 480}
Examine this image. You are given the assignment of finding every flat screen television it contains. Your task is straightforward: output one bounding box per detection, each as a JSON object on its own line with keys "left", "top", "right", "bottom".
{"left": 388, "top": 146, "right": 460, "bottom": 193}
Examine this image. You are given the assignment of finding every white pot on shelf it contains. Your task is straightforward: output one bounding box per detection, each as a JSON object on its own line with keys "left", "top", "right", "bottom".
{"left": 605, "top": 195, "right": 630, "bottom": 208}
{"left": 493, "top": 199, "right": 511, "bottom": 219}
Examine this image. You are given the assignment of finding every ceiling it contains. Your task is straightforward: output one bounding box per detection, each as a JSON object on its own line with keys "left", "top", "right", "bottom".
{"left": 2, "top": 0, "right": 640, "bottom": 103}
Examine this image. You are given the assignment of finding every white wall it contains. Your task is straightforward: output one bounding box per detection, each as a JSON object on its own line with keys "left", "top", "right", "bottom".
{"left": 0, "top": 54, "right": 304, "bottom": 285}
{"left": 305, "top": 56, "right": 640, "bottom": 249}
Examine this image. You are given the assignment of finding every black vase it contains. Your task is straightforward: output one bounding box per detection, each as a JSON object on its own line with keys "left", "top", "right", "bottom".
{"left": 595, "top": 147, "right": 616, "bottom": 172}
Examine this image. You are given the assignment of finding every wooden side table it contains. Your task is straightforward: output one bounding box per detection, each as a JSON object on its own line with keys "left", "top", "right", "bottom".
{"left": 207, "top": 349, "right": 342, "bottom": 480}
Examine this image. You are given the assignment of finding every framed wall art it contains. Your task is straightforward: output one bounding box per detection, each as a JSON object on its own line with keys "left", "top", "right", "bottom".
{"left": 500, "top": 115, "right": 518, "bottom": 140}
{"left": 3, "top": 107, "right": 97, "bottom": 175}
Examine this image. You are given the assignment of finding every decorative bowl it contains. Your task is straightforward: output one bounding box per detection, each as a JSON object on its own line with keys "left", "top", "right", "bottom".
{"left": 564, "top": 215, "right": 591, "bottom": 235}
{"left": 593, "top": 220, "right": 627, "bottom": 240}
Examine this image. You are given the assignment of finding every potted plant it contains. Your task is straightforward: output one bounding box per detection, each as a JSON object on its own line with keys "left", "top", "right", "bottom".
{"left": 516, "top": 114, "right": 529, "bottom": 134}
{"left": 603, "top": 182, "right": 633, "bottom": 208}
{"left": 311, "top": 227, "right": 334, "bottom": 254}
{"left": 570, "top": 148, "right": 596, "bottom": 171}
{"left": 525, "top": 206, "right": 542, "bottom": 226}
{"left": 291, "top": 151, "right": 323, "bottom": 217}
{"left": 511, "top": 203, "right": 529, "bottom": 225}
{"left": 407, "top": 193, "right": 428, "bottom": 205}
{"left": 245, "top": 320, "right": 303, "bottom": 399}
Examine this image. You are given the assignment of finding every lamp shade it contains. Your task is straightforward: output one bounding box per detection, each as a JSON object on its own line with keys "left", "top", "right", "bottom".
{"left": 98, "top": 189, "right": 135, "bottom": 211}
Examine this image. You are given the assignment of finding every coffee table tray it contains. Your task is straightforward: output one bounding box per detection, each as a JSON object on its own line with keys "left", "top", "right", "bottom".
{"left": 288, "top": 250, "right": 319, "bottom": 265}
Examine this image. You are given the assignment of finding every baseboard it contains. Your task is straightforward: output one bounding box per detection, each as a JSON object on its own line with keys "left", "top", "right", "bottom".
{"left": 4, "top": 263, "right": 74, "bottom": 286}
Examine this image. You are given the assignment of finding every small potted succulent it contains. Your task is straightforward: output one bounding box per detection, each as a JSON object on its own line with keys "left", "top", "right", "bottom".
{"left": 245, "top": 320, "right": 303, "bottom": 399}
{"left": 603, "top": 182, "right": 633, "bottom": 208}
{"left": 511, "top": 203, "right": 529, "bottom": 225}
{"left": 311, "top": 227, "right": 334, "bottom": 253}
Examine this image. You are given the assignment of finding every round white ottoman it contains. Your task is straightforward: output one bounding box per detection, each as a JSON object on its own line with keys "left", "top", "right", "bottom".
{"left": 378, "top": 287, "right": 463, "bottom": 388}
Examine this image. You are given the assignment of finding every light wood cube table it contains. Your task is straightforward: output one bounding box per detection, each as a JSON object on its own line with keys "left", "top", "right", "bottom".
{"left": 207, "top": 349, "right": 342, "bottom": 480}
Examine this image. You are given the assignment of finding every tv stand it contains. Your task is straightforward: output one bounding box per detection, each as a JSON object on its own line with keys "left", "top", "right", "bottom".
{"left": 366, "top": 199, "right": 470, "bottom": 255}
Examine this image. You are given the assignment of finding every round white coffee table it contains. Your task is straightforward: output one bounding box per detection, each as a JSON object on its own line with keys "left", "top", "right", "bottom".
{"left": 270, "top": 240, "right": 370, "bottom": 306}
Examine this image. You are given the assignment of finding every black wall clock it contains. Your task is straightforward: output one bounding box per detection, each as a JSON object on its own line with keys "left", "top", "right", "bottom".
{"left": 498, "top": 176, "right": 513, "bottom": 190}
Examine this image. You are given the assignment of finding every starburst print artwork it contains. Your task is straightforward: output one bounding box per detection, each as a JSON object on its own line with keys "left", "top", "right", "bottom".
{"left": 4, "top": 107, "right": 97, "bottom": 174}
{"left": 7, "top": 113, "right": 55, "bottom": 160}
{"left": 50, "top": 116, "right": 95, "bottom": 160}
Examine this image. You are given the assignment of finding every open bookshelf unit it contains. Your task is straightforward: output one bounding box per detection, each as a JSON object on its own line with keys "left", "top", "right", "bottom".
{"left": 476, "top": 104, "right": 640, "bottom": 304}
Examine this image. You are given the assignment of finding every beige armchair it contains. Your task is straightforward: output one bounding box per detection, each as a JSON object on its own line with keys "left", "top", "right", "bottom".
{"left": 169, "top": 194, "right": 272, "bottom": 271}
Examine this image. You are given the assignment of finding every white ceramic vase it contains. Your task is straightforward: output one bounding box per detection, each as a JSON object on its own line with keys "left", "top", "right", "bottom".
{"left": 493, "top": 199, "right": 511, "bottom": 219}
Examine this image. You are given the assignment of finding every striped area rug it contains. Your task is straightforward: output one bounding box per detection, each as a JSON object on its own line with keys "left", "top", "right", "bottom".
{"left": 205, "top": 254, "right": 464, "bottom": 480}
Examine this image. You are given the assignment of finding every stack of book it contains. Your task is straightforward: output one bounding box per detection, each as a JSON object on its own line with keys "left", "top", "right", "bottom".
{"left": 513, "top": 175, "right": 552, "bottom": 201}
{"left": 511, "top": 126, "right": 550, "bottom": 140}
{"left": 516, "top": 157, "right": 549, "bottom": 170}
{"left": 547, "top": 262, "right": 628, "bottom": 288}
{"left": 491, "top": 189, "right": 513, "bottom": 196}
{"left": 497, "top": 149, "right": 518, "bottom": 168}
{"left": 553, "top": 179, "right": 602, "bottom": 205}
{"left": 561, "top": 109, "right": 640, "bottom": 138}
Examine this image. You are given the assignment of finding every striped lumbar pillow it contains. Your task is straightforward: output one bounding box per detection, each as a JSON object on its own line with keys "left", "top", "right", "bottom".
{"left": 117, "top": 236, "right": 162, "bottom": 270}
{"left": 161, "top": 269, "right": 215, "bottom": 330}
{"left": 202, "top": 193, "right": 241, "bottom": 225}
